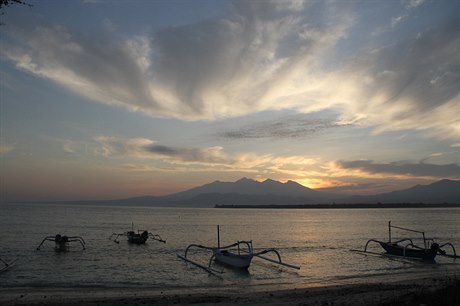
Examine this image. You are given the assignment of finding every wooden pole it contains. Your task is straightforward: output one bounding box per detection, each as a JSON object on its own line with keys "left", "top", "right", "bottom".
{"left": 176, "top": 254, "right": 222, "bottom": 278}
{"left": 217, "top": 225, "right": 220, "bottom": 249}
{"left": 254, "top": 254, "right": 300, "bottom": 270}
{"left": 389, "top": 221, "right": 391, "bottom": 243}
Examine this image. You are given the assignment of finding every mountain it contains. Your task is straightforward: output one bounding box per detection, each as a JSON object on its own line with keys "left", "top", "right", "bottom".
{"left": 345, "top": 179, "right": 460, "bottom": 204}
{"left": 92, "top": 178, "right": 336, "bottom": 207}
{"left": 168, "top": 177, "right": 322, "bottom": 200}
{"left": 61, "top": 178, "right": 459, "bottom": 207}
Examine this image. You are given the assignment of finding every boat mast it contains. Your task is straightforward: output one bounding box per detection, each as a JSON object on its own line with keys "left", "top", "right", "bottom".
{"left": 388, "top": 221, "right": 391, "bottom": 243}
{"left": 217, "top": 225, "right": 220, "bottom": 249}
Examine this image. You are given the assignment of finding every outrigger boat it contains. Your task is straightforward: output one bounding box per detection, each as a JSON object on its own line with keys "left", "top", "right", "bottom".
{"left": 177, "top": 225, "right": 300, "bottom": 276}
{"left": 36, "top": 234, "right": 86, "bottom": 251}
{"left": 354, "top": 221, "right": 458, "bottom": 261}
{"left": 109, "top": 223, "right": 166, "bottom": 244}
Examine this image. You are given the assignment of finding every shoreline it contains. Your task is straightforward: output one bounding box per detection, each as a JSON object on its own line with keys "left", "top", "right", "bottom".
{"left": 1, "top": 274, "right": 459, "bottom": 305}
{"left": 4, "top": 202, "right": 460, "bottom": 210}
{"left": 215, "top": 203, "right": 460, "bottom": 209}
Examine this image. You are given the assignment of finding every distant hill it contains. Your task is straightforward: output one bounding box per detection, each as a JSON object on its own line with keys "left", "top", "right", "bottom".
{"left": 345, "top": 179, "right": 460, "bottom": 204}
{"left": 79, "top": 178, "right": 459, "bottom": 208}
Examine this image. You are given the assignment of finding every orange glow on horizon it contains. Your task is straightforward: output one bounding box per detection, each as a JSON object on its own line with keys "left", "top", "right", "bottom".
{"left": 296, "top": 179, "right": 337, "bottom": 190}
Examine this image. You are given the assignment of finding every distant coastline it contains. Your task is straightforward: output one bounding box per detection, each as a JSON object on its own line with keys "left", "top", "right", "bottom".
{"left": 215, "top": 203, "right": 460, "bottom": 209}
{"left": 4, "top": 178, "right": 459, "bottom": 207}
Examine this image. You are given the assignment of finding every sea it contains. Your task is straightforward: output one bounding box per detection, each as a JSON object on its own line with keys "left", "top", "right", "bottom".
{"left": 1, "top": 203, "right": 460, "bottom": 292}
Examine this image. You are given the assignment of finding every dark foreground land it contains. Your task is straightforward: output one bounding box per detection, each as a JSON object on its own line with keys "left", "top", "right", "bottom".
{"left": 1, "top": 275, "right": 459, "bottom": 306}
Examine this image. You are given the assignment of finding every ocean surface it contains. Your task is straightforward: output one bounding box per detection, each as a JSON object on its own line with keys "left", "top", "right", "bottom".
{"left": 1, "top": 204, "right": 460, "bottom": 292}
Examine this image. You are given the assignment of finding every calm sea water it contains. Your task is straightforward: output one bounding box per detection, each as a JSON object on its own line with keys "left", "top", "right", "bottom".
{"left": 1, "top": 204, "right": 460, "bottom": 291}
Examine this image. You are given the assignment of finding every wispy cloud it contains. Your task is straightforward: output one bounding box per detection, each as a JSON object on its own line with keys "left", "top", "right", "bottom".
{"left": 63, "top": 142, "right": 77, "bottom": 154}
{"left": 93, "top": 136, "right": 236, "bottom": 166}
{"left": 0, "top": 143, "right": 15, "bottom": 155}
{"left": 335, "top": 159, "right": 460, "bottom": 178}
{"left": 144, "top": 144, "right": 235, "bottom": 165}
{"left": 92, "top": 135, "right": 321, "bottom": 174}
{"left": 221, "top": 114, "right": 349, "bottom": 140}
{"left": 94, "top": 136, "right": 155, "bottom": 158}
{"left": 1, "top": 0, "right": 458, "bottom": 138}
{"left": 0, "top": 0, "right": 351, "bottom": 120}
{"left": 406, "top": 0, "right": 425, "bottom": 9}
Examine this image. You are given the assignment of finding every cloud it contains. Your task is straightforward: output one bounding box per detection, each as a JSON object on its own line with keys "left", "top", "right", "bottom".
{"left": 92, "top": 135, "right": 323, "bottom": 176}
{"left": 92, "top": 135, "right": 457, "bottom": 194}
{"left": 1, "top": 0, "right": 458, "bottom": 138}
{"left": 391, "top": 15, "right": 407, "bottom": 28}
{"left": 336, "top": 160, "right": 460, "bottom": 178}
{"left": 63, "top": 142, "right": 77, "bottom": 153}
{"left": 0, "top": 143, "right": 15, "bottom": 155}
{"left": 93, "top": 136, "right": 154, "bottom": 157}
{"left": 0, "top": 0, "right": 352, "bottom": 119}
{"left": 221, "top": 114, "right": 350, "bottom": 140}
{"left": 406, "top": 0, "right": 424, "bottom": 9}
{"left": 144, "top": 144, "right": 235, "bottom": 165}
{"left": 389, "top": 0, "right": 425, "bottom": 29}
{"left": 93, "top": 136, "right": 236, "bottom": 165}
{"left": 342, "top": 19, "right": 460, "bottom": 138}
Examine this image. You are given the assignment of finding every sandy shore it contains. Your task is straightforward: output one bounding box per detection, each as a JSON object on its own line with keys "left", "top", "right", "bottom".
{"left": 1, "top": 274, "right": 459, "bottom": 306}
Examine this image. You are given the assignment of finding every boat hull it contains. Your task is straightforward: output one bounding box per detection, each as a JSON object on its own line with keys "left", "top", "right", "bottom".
{"left": 127, "top": 231, "right": 148, "bottom": 244}
{"left": 379, "top": 242, "right": 437, "bottom": 260}
{"left": 214, "top": 250, "right": 252, "bottom": 269}
{"left": 54, "top": 242, "right": 68, "bottom": 252}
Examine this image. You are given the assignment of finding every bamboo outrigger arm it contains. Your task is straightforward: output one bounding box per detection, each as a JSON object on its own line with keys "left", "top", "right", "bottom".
{"left": 178, "top": 244, "right": 223, "bottom": 277}
{"left": 438, "top": 242, "right": 459, "bottom": 259}
{"left": 253, "top": 248, "right": 301, "bottom": 270}
{"left": 67, "top": 236, "right": 86, "bottom": 249}
{"left": 148, "top": 233, "right": 166, "bottom": 243}
{"left": 0, "top": 257, "right": 17, "bottom": 273}
{"left": 109, "top": 232, "right": 125, "bottom": 243}
{"left": 364, "top": 239, "right": 381, "bottom": 252}
{"left": 184, "top": 244, "right": 214, "bottom": 258}
{"left": 36, "top": 236, "right": 57, "bottom": 250}
{"left": 393, "top": 238, "right": 414, "bottom": 245}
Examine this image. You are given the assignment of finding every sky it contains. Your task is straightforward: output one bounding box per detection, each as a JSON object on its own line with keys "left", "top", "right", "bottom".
{"left": 0, "top": 0, "right": 459, "bottom": 202}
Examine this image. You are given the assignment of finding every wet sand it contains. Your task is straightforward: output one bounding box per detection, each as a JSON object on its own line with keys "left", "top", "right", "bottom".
{"left": 1, "top": 274, "right": 459, "bottom": 306}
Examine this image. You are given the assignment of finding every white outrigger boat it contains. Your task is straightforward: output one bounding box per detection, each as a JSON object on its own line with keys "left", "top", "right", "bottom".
{"left": 177, "top": 225, "right": 300, "bottom": 276}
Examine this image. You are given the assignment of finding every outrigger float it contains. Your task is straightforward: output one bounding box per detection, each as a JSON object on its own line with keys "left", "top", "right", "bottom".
{"left": 352, "top": 221, "right": 458, "bottom": 261}
{"left": 109, "top": 223, "right": 166, "bottom": 244}
{"left": 36, "top": 234, "right": 86, "bottom": 251}
{"left": 177, "top": 225, "right": 300, "bottom": 276}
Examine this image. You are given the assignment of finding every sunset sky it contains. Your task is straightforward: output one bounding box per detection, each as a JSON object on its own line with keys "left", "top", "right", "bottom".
{"left": 1, "top": 0, "right": 459, "bottom": 202}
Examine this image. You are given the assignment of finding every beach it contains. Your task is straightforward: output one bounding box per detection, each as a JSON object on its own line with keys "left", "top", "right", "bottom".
{"left": 1, "top": 273, "right": 459, "bottom": 306}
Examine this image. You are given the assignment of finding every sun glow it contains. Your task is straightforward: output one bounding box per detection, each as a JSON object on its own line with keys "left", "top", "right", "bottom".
{"left": 294, "top": 179, "right": 333, "bottom": 190}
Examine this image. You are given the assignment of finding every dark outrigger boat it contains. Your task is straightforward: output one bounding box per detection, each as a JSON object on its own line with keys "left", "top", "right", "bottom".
{"left": 36, "top": 234, "right": 86, "bottom": 251}
{"left": 109, "top": 223, "right": 166, "bottom": 244}
{"left": 356, "top": 221, "right": 458, "bottom": 261}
